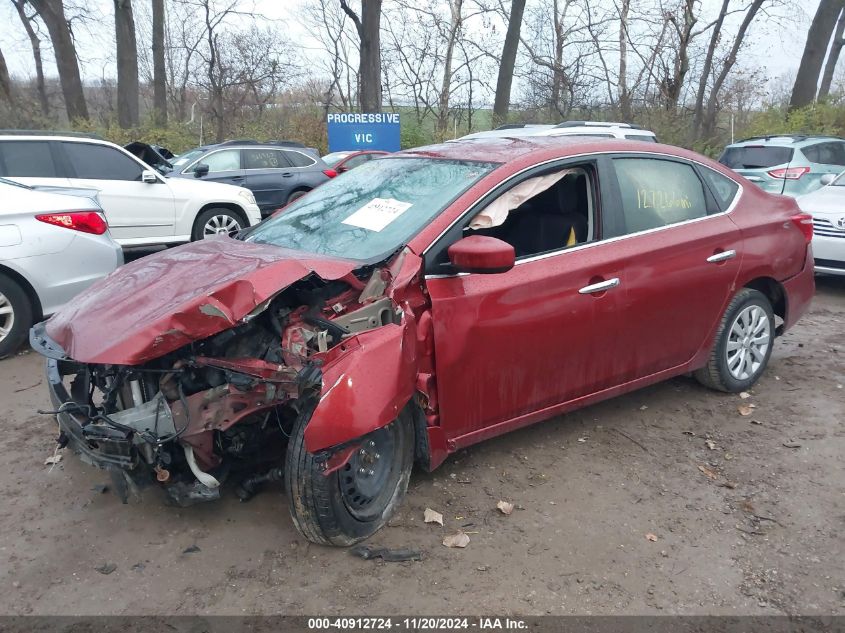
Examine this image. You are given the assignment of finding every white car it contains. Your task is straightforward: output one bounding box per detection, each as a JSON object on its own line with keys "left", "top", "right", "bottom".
{"left": 0, "top": 178, "right": 122, "bottom": 357}
{"left": 459, "top": 121, "right": 658, "bottom": 143}
{"left": 0, "top": 135, "right": 263, "bottom": 247}
{"left": 796, "top": 174, "right": 845, "bottom": 275}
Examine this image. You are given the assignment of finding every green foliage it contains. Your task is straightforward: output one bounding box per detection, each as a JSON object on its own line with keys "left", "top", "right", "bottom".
{"left": 739, "top": 100, "right": 845, "bottom": 140}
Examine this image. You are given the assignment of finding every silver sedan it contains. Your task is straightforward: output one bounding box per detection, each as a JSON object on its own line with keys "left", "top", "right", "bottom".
{"left": 0, "top": 179, "right": 123, "bottom": 357}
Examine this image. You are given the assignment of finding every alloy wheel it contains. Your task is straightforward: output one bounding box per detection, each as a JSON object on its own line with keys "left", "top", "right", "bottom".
{"left": 726, "top": 304, "right": 771, "bottom": 381}
{"left": 0, "top": 292, "right": 14, "bottom": 344}
{"left": 202, "top": 214, "right": 242, "bottom": 238}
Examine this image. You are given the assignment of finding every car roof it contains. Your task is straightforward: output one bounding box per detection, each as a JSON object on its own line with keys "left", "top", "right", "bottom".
{"left": 0, "top": 134, "right": 115, "bottom": 145}
{"left": 398, "top": 136, "right": 672, "bottom": 163}
{"left": 728, "top": 135, "right": 845, "bottom": 147}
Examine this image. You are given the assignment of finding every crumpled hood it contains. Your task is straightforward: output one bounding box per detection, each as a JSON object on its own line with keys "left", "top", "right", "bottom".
{"left": 46, "top": 238, "right": 358, "bottom": 365}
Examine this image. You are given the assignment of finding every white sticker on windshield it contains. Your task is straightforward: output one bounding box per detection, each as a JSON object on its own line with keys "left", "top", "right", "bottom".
{"left": 342, "top": 198, "right": 413, "bottom": 232}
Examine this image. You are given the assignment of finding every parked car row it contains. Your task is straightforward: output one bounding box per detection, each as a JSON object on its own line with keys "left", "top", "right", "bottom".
{"left": 29, "top": 134, "right": 817, "bottom": 547}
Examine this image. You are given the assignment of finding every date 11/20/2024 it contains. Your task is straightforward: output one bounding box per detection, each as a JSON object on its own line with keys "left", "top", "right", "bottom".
{"left": 307, "top": 617, "right": 528, "bottom": 630}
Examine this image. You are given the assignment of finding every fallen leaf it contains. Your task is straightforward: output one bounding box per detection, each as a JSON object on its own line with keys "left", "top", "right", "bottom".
{"left": 782, "top": 440, "right": 802, "bottom": 449}
{"left": 750, "top": 419, "right": 763, "bottom": 425}
{"left": 698, "top": 465, "right": 718, "bottom": 480}
{"left": 705, "top": 439, "right": 717, "bottom": 450}
{"left": 718, "top": 481, "right": 738, "bottom": 489}
{"left": 682, "top": 430, "right": 696, "bottom": 436}
{"left": 739, "top": 392, "right": 751, "bottom": 399}
{"left": 639, "top": 405, "right": 648, "bottom": 411}
{"left": 423, "top": 508, "right": 444, "bottom": 526}
{"left": 738, "top": 404, "right": 754, "bottom": 416}
{"left": 577, "top": 437, "right": 588, "bottom": 443}
{"left": 182, "top": 545, "right": 201, "bottom": 554}
{"left": 442, "top": 531, "right": 470, "bottom": 548}
{"left": 95, "top": 563, "right": 116, "bottom": 575}
{"left": 645, "top": 533, "right": 658, "bottom": 542}
{"left": 496, "top": 500, "right": 514, "bottom": 516}
{"left": 44, "top": 454, "right": 62, "bottom": 466}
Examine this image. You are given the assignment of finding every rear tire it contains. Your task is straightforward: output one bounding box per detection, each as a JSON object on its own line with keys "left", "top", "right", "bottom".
{"left": 694, "top": 288, "right": 775, "bottom": 393}
{"left": 191, "top": 207, "right": 245, "bottom": 241}
{"left": 285, "top": 406, "right": 415, "bottom": 546}
{"left": 0, "top": 274, "right": 33, "bottom": 359}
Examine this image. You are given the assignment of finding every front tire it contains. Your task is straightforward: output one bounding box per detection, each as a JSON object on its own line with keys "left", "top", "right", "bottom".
{"left": 285, "top": 407, "right": 415, "bottom": 546}
{"left": 192, "top": 207, "right": 245, "bottom": 241}
{"left": 0, "top": 274, "right": 33, "bottom": 359}
{"left": 694, "top": 288, "right": 775, "bottom": 393}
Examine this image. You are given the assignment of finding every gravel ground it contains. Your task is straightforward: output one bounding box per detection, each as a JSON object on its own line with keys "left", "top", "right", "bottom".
{"left": 0, "top": 276, "right": 842, "bottom": 616}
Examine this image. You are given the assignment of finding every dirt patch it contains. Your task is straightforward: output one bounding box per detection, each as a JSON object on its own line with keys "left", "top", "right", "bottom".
{"left": 0, "top": 277, "right": 843, "bottom": 616}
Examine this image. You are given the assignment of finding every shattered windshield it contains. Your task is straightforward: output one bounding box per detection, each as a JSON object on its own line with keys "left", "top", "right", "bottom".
{"left": 245, "top": 157, "right": 498, "bottom": 261}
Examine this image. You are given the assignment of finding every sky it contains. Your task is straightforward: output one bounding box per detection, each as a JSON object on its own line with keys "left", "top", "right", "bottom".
{"left": 0, "top": 0, "right": 823, "bottom": 93}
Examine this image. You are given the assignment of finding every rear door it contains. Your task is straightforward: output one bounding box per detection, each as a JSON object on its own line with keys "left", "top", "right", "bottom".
{"left": 0, "top": 140, "right": 71, "bottom": 188}
{"left": 604, "top": 156, "right": 742, "bottom": 380}
{"left": 58, "top": 141, "right": 175, "bottom": 243}
{"left": 243, "top": 148, "right": 296, "bottom": 211}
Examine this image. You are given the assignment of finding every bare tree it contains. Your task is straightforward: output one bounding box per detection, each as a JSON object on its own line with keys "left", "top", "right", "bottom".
{"left": 29, "top": 0, "right": 89, "bottom": 120}
{"left": 114, "top": 0, "right": 140, "bottom": 127}
{"left": 12, "top": 0, "right": 50, "bottom": 117}
{"left": 790, "top": 0, "right": 845, "bottom": 109}
{"left": 492, "top": 0, "right": 526, "bottom": 127}
{"left": 0, "top": 45, "right": 12, "bottom": 103}
{"left": 617, "top": 0, "right": 631, "bottom": 121}
{"left": 303, "top": 0, "right": 357, "bottom": 114}
{"left": 151, "top": 0, "right": 167, "bottom": 125}
{"left": 819, "top": 8, "right": 845, "bottom": 100}
{"left": 340, "top": 0, "right": 383, "bottom": 112}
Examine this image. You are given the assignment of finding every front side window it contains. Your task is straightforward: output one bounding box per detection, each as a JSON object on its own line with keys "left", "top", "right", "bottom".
{"left": 613, "top": 158, "right": 707, "bottom": 234}
{"left": 0, "top": 141, "right": 58, "bottom": 177}
{"left": 246, "top": 157, "right": 497, "bottom": 262}
{"left": 63, "top": 143, "right": 143, "bottom": 181}
{"left": 243, "top": 149, "right": 288, "bottom": 170}
{"left": 187, "top": 149, "right": 240, "bottom": 173}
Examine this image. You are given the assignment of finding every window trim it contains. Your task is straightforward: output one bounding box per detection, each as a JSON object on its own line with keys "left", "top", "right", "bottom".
{"left": 423, "top": 150, "right": 742, "bottom": 279}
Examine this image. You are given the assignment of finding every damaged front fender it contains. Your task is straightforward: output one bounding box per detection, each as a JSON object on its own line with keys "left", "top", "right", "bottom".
{"left": 304, "top": 313, "right": 418, "bottom": 454}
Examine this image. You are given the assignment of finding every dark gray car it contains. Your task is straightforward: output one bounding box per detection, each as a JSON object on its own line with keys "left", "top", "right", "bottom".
{"left": 168, "top": 141, "right": 335, "bottom": 215}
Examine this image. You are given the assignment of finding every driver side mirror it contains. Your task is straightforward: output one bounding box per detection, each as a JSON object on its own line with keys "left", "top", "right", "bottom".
{"left": 194, "top": 163, "right": 210, "bottom": 178}
{"left": 141, "top": 169, "right": 158, "bottom": 183}
{"left": 448, "top": 235, "right": 515, "bottom": 274}
{"left": 820, "top": 173, "right": 836, "bottom": 186}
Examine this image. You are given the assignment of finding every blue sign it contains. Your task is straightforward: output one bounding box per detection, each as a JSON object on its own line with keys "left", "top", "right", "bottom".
{"left": 327, "top": 112, "right": 401, "bottom": 152}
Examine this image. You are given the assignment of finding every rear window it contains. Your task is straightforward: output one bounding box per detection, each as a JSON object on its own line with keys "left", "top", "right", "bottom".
{"left": 0, "top": 141, "right": 58, "bottom": 178}
{"left": 625, "top": 134, "right": 657, "bottom": 142}
{"left": 719, "top": 146, "right": 793, "bottom": 169}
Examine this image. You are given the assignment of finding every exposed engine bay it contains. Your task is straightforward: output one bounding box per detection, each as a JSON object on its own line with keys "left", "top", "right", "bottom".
{"left": 39, "top": 266, "right": 405, "bottom": 507}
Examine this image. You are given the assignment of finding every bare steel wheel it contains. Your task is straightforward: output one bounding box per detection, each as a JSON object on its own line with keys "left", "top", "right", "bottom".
{"left": 725, "top": 304, "right": 771, "bottom": 381}
{"left": 192, "top": 208, "right": 245, "bottom": 241}
{"left": 340, "top": 428, "right": 395, "bottom": 520}
{"left": 695, "top": 288, "right": 775, "bottom": 393}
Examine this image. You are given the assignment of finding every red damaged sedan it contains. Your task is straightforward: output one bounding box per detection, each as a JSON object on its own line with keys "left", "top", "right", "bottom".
{"left": 31, "top": 137, "right": 814, "bottom": 546}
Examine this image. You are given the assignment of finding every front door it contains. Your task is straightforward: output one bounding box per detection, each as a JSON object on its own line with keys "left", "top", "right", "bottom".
{"left": 425, "top": 162, "right": 627, "bottom": 445}
{"left": 58, "top": 141, "right": 176, "bottom": 244}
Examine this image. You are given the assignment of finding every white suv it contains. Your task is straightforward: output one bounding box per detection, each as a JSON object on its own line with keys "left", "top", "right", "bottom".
{"left": 0, "top": 135, "right": 263, "bottom": 247}
{"left": 460, "top": 121, "right": 658, "bottom": 142}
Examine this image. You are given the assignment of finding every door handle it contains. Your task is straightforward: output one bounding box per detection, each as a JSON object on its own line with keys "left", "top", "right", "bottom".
{"left": 282, "top": 172, "right": 294, "bottom": 178}
{"left": 230, "top": 175, "right": 244, "bottom": 181}
{"left": 579, "top": 278, "right": 620, "bottom": 294}
{"left": 706, "top": 250, "right": 737, "bottom": 263}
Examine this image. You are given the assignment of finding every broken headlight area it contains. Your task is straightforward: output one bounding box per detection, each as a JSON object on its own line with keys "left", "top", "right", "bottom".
{"left": 38, "top": 269, "right": 403, "bottom": 507}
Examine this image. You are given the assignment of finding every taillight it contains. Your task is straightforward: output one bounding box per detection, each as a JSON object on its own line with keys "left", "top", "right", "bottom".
{"left": 790, "top": 212, "right": 813, "bottom": 244}
{"left": 767, "top": 166, "right": 810, "bottom": 180}
{"left": 323, "top": 169, "right": 338, "bottom": 178}
{"left": 36, "top": 211, "right": 108, "bottom": 235}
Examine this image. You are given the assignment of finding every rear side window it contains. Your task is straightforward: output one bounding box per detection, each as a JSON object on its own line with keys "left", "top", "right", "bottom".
{"left": 243, "top": 149, "right": 289, "bottom": 170}
{"left": 63, "top": 143, "right": 143, "bottom": 181}
{"left": 700, "top": 168, "right": 740, "bottom": 211}
{"left": 719, "top": 146, "right": 793, "bottom": 169}
{"left": 613, "top": 158, "right": 708, "bottom": 234}
{"left": 801, "top": 142, "right": 845, "bottom": 166}
{"left": 625, "top": 134, "right": 657, "bottom": 142}
{"left": 284, "top": 151, "right": 316, "bottom": 167}
{"left": 0, "top": 141, "right": 58, "bottom": 177}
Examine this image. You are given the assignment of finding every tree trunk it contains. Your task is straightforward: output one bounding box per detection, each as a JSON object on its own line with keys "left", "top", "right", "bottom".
{"left": 151, "top": 0, "right": 167, "bottom": 125}
{"left": 114, "top": 0, "right": 140, "bottom": 128}
{"left": 340, "top": 0, "right": 383, "bottom": 113}
{"left": 617, "top": 0, "right": 631, "bottom": 121}
{"left": 819, "top": 8, "right": 845, "bottom": 100}
{"left": 690, "top": 0, "right": 730, "bottom": 142}
{"left": 437, "top": 0, "right": 463, "bottom": 136}
{"left": 30, "top": 0, "right": 89, "bottom": 121}
{"left": 0, "top": 46, "right": 12, "bottom": 103}
{"left": 492, "top": 0, "right": 526, "bottom": 128}
{"left": 790, "top": 0, "right": 845, "bottom": 109}
{"left": 12, "top": 0, "right": 49, "bottom": 117}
